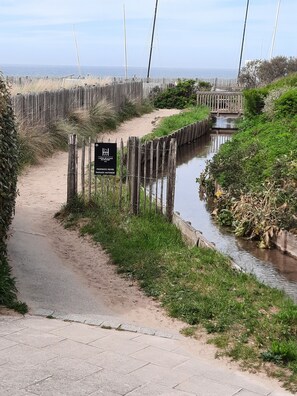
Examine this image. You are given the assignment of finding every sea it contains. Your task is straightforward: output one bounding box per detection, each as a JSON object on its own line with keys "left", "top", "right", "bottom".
{"left": 0, "top": 64, "right": 237, "bottom": 80}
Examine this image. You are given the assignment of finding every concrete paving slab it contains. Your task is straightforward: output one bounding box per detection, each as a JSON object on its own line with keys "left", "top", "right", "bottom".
{"left": 20, "top": 316, "right": 70, "bottom": 331}
{"left": 0, "top": 337, "right": 18, "bottom": 350}
{"left": 234, "top": 390, "right": 265, "bottom": 396}
{"left": 89, "top": 333, "right": 148, "bottom": 355}
{"left": 0, "top": 315, "right": 292, "bottom": 396}
{"left": 131, "top": 345, "right": 189, "bottom": 369}
{"left": 38, "top": 356, "right": 101, "bottom": 381}
{"left": 127, "top": 382, "right": 196, "bottom": 395}
{"left": 42, "top": 338, "right": 104, "bottom": 360}
{"left": 3, "top": 327, "right": 65, "bottom": 348}
{"left": 132, "top": 333, "right": 181, "bottom": 351}
{"left": 0, "top": 365, "right": 52, "bottom": 391}
{"left": 50, "top": 322, "right": 108, "bottom": 343}
{"left": 87, "top": 350, "right": 147, "bottom": 375}
{"left": 129, "top": 362, "right": 194, "bottom": 388}
{"left": 0, "top": 343, "right": 58, "bottom": 366}
{"left": 175, "top": 374, "right": 242, "bottom": 395}
{"left": 71, "top": 369, "right": 143, "bottom": 395}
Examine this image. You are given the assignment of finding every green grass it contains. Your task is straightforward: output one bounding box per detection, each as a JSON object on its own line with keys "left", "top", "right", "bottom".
{"left": 142, "top": 106, "right": 210, "bottom": 142}
{"left": 59, "top": 196, "right": 297, "bottom": 392}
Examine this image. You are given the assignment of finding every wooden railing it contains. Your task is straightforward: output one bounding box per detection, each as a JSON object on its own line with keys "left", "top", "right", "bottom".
{"left": 197, "top": 92, "right": 243, "bottom": 114}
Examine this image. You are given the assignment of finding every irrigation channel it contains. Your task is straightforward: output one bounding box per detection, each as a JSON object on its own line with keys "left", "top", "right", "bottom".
{"left": 170, "top": 116, "right": 297, "bottom": 302}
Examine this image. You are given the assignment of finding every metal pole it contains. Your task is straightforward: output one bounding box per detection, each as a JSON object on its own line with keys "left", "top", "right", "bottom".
{"left": 237, "top": 0, "right": 250, "bottom": 80}
{"left": 123, "top": 4, "right": 128, "bottom": 79}
{"left": 73, "top": 25, "right": 82, "bottom": 76}
{"left": 147, "top": 0, "right": 159, "bottom": 81}
{"left": 270, "top": 0, "right": 281, "bottom": 59}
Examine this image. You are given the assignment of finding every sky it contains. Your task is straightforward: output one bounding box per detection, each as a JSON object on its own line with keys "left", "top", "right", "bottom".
{"left": 0, "top": 0, "right": 296, "bottom": 71}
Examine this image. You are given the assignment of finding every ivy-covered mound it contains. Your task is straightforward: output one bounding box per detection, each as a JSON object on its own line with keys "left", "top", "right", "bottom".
{"left": 200, "top": 74, "right": 297, "bottom": 248}
{"left": 0, "top": 73, "right": 26, "bottom": 311}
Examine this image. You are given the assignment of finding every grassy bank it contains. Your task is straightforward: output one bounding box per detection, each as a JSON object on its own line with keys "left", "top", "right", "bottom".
{"left": 200, "top": 75, "right": 297, "bottom": 247}
{"left": 142, "top": 106, "right": 209, "bottom": 142}
{"left": 60, "top": 197, "right": 297, "bottom": 392}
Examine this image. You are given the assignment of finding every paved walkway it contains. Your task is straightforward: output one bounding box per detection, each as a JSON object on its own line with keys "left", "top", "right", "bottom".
{"left": 0, "top": 314, "right": 291, "bottom": 396}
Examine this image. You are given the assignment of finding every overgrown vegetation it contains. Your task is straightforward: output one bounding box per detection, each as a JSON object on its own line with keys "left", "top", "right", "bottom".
{"left": 18, "top": 98, "right": 154, "bottom": 170}
{"left": 59, "top": 196, "right": 297, "bottom": 391}
{"left": 151, "top": 79, "right": 212, "bottom": 109}
{"left": 142, "top": 106, "right": 210, "bottom": 142}
{"left": 0, "top": 73, "right": 27, "bottom": 313}
{"left": 200, "top": 75, "right": 297, "bottom": 247}
{"left": 239, "top": 56, "right": 297, "bottom": 88}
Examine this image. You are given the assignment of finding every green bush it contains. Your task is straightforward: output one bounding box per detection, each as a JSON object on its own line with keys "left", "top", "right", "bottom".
{"left": 243, "top": 87, "right": 269, "bottom": 117}
{"left": 274, "top": 89, "right": 297, "bottom": 118}
{"left": 0, "top": 73, "right": 26, "bottom": 312}
{"left": 152, "top": 79, "right": 198, "bottom": 109}
{"left": 268, "top": 72, "right": 297, "bottom": 89}
{"left": 0, "top": 74, "right": 18, "bottom": 241}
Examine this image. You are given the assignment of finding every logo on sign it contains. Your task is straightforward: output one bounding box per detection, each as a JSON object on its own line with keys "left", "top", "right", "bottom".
{"left": 94, "top": 143, "right": 117, "bottom": 176}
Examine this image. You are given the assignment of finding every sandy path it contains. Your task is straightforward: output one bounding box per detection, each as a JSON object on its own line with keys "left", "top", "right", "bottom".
{"left": 8, "top": 109, "right": 186, "bottom": 332}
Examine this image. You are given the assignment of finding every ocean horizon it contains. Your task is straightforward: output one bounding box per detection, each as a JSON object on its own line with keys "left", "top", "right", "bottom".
{"left": 0, "top": 64, "right": 237, "bottom": 80}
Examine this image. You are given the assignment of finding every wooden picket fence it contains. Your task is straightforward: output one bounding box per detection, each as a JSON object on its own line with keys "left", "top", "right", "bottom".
{"left": 12, "top": 82, "right": 143, "bottom": 127}
{"left": 67, "top": 117, "right": 211, "bottom": 220}
{"left": 67, "top": 135, "right": 177, "bottom": 221}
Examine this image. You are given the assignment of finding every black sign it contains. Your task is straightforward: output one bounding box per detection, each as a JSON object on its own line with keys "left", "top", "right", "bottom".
{"left": 94, "top": 143, "right": 117, "bottom": 176}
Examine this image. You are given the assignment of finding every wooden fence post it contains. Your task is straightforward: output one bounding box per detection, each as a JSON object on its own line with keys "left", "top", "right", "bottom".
{"left": 166, "top": 139, "right": 177, "bottom": 222}
{"left": 130, "top": 137, "right": 139, "bottom": 215}
{"left": 67, "top": 134, "right": 78, "bottom": 203}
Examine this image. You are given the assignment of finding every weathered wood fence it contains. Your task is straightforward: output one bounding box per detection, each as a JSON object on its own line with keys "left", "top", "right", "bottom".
{"left": 67, "top": 117, "right": 211, "bottom": 221}
{"left": 67, "top": 135, "right": 177, "bottom": 220}
{"left": 197, "top": 92, "right": 243, "bottom": 114}
{"left": 12, "top": 82, "right": 143, "bottom": 127}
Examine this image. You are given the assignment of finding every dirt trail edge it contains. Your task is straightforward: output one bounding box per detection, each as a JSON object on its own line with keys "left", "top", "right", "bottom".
{"left": 8, "top": 109, "right": 186, "bottom": 331}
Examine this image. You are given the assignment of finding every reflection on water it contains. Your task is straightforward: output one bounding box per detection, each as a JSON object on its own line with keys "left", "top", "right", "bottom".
{"left": 174, "top": 132, "right": 297, "bottom": 302}
{"left": 212, "top": 115, "right": 239, "bottom": 130}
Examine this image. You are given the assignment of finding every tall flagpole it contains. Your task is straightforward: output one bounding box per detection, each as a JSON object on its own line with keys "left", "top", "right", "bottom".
{"left": 123, "top": 4, "right": 128, "bottom": 79}
{"left": 73, "top": 24, "right": 82, "bottom": 76}
{"left": 237, "top": 0, "right": 250, "bottom": 80}
{"left": 269, "top": 0, "right": 281, "bottom": 59}
{"left": 147, "top": 0, "right": 159, "bottom": 81}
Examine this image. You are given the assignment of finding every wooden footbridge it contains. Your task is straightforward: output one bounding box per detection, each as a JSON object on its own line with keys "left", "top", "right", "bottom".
{"left": 197, "top": 91, "right": 243, "bottom": 115}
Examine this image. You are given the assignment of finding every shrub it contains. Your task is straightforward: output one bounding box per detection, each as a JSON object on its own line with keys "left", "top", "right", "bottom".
{"left": 239, "top": 57, "right": 297, "bottom": 88}
{"left": 0, "top": 72, "right": 27, "bottom": 312}
{"left": 153, "top": 79, "right": 198, "bottom": 109}
{"left": 243, "top": 87, "right": 269, "bottom": 117}
{"left": 263, "top": 87, "right": 290, "bottom": 119}
{"left": 0, "top": 74, "right": 18, "bottom": 242}
{"left": 274, "top": 89, "right": 297, "bottom": 118}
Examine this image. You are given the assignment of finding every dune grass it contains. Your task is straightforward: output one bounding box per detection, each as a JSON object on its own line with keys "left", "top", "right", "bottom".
{"left": 18, "top": 98, "right": 154, "bottom": 170}
{"left": 9, "top": 76, "right": 113, "bottom": 96}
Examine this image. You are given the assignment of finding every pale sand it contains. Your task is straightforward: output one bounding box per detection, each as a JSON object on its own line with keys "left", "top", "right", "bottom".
{"left": 16, "top": 109, "right": 186, "bottom": 332}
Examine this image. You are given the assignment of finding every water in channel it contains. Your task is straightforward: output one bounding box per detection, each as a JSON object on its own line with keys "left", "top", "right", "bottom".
{"left": 173, "top": 117, "right": 297, "bottom": 302}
